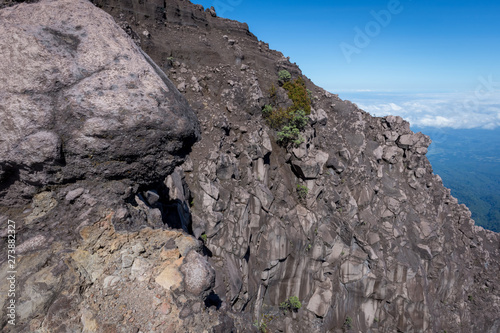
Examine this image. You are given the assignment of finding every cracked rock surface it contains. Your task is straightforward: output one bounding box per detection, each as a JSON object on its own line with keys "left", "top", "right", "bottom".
{"left": 0, "top": 0, "right": 199, "bottom": 206}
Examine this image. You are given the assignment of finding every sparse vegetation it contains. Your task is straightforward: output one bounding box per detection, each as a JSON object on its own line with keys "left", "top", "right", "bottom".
{"left": 279, "top": 296, "right": 302, "bottom": 313}
{"left": 307, "top": 88, "right": 313, "bottom": 100}
{"left": 262, "top": 104, "right": 273, "bottom": 118}
{"left": 269, "top": 84, "right": 277, "bottom": 100}
{"left": 201, "top": 233, "right": 207, "bottom": 242}
{"left": 261, "top": 73, "right": 312, "bottom": 147}
{"left": 296, "top": 184, "right": 309, "bottom": 200}
{"left": 289, "top": 109, "right": 308, "bottom": 130}
{"left": 276, "top": 109, "right": 308, "bottom": 146}
{"left": 282, "top": 76, "right": 311, "bottom": 114}
{"left": 253, "top": 320, "right": 267, "bottom": 333}
{"left": 277, "top": 125, "right": 303, "bottom": 146}
{"left": 344, "top": 316, "right": 353, "bottom": 329}
{"left": 278, "top": 69, "right": 291, "bottom": 82}
{"left": 267, "top": 106, "right": 291, "bottom": 129}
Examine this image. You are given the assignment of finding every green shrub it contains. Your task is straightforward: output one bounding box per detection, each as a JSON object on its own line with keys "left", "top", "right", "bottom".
{"left": 201, "top": 233, "right": 207, "bottom": 242}
{"left": 288, "top": 296, "right": 301, "bottom": 310}
{"left": 253, "top": 320, "right": 267, "bottom": 333}
{"left": 296, "top": 184, "right": 308, "bottom": 199}
{"left": 262, "top": 104, "right": 273, "bottom": 118}
{"left": 307, "top": 88, "right": 313, "bottom": 100}
{"left": 278, "top": 69, "right": 291, "bottom": 82}
{"left": 290, "top": 109, "right": 308, "bottom": 130}
{"left": 267, "top": 107, "right": 291, "bottom": 129}
{"left": 263, "top": 75, "right": 310, "bottom": 147}
{"left": 275, "top": 109, "right": 308, "bottom": 146}
{"left": 277, "top": 125, "right": 303, "bottom": 146}
{"left": 344, "top": 316, "right": 353, "bottom": 329}
{"left": 280, "top": 296, "right": 302, "bottom": 313}
{"left": 269, "top": 84, "right": 277, "bottom": 102}
{"left": 283, "top": 77, "right": 311, "bottom": 114}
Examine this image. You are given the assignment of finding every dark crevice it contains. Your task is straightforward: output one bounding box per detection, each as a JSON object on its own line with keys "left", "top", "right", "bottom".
{"left": 121, "top": 176, "right": 194, "bottom": 234}
{"left": 263, "top": 152, "right": 271, "bottom": 165}
{"left": 243, "top": 246, "right": 250, "bottom": 263}
{"left": 202, "top": 244, "right": 213, "bottom": 257}
{"left": 204, "top": 291, "right": 222, "bottom": 309}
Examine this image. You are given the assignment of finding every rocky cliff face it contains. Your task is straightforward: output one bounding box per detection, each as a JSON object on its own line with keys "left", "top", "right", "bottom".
{"left": 1, "top": 0, "right": 499, "bottom": 332}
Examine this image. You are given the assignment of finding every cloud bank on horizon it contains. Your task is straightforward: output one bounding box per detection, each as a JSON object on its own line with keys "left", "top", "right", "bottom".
{"left": 340, "top": 89, "right": 500, "bottom": 130}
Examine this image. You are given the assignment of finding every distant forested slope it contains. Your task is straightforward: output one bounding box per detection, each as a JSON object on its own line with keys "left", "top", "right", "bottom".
{"left": 414, "top": 127, "right": 500, "bottom": 232}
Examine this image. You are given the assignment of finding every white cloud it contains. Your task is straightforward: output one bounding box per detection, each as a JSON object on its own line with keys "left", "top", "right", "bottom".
{"left": 347, "top": 91, "right": 500, "bottom": 129}
{"left": 389, "top": 103, "right": 402, "bottom": 111}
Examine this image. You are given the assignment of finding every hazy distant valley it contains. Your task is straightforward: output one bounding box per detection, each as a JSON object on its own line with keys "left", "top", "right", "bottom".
{"left": 340, "top": 91, "right": 500, "bottom": 232}
{"left": 416, "top": 127, "right": 500, "bottom": 232}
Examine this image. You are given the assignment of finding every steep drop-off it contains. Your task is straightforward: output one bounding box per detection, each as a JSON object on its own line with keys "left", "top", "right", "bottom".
{"left": 0, "top": 0, "right": 499, "bottom": 332}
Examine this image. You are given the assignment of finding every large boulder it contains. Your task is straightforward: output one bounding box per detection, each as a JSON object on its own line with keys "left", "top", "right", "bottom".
{"left": 180, "top": 250, "right": 216, "bottom": 298}
{"left": 0, "top": 0, "right": 199, "bottom": 205}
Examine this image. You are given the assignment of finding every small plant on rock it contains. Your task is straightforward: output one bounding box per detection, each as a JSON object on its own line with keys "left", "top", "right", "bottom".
{"left": 253, "top": 320, "right": 267, "bottom": 333}
{"left": 201, "top": 233, "right": 207, "bottom": 242}
{"left": 307, "top": 88, "right": 314, "bottom": 100}
{"left": 275, "top": 109, "right": 308, "bottom": 146}
{"left": 262, "top": 104, "right": 273, "bottom": 118}
{"left": 269, "top": 84, "right": 277, "bottom": 101}
{"left": 266, "top": 107, "right": 290, "bottom": 129}
{"left": 296, "top": 184, "right": 308, "bottom": 200}
{"left": 290, "top": 109, "right": 308, "bottom": 131}
{"left": 279, "top": 296, "right": 302, "bottom": 314}
{"left": 278, "top": 69, "right": 291, "bottom": 82}
{"left": 277, "top": 125, "right": 303, "bottom": 146}
{"left": 344, "top": 316, "right": 353, "bottom": 329}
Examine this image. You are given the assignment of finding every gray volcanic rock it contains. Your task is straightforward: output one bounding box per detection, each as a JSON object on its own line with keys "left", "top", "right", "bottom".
{"left": 0, "top": 1, "right": 216, "bottom": 332}
{"left": 180, "top": 250, "right": 216, "bottom": 298}
{"left": 91, "top": 1, "right": 500, "bottom": 332}
{"left": 0, "top": 0, "right": 199, "bottom": 206}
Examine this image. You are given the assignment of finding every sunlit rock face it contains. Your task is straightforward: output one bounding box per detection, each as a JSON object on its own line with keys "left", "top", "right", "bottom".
{"left": 0, "top": 0, "right": 199, "bottom": 206}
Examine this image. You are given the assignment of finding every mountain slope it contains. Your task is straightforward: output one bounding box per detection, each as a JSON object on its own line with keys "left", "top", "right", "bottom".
{"left": 91, "top": 1, "right": 500, "bottom": 332}
{"left": 1, "top": 0, "right": 499, "bottom": 332}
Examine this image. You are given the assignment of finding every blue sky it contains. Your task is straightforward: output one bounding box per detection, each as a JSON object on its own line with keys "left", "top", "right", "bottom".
{"left": 192, "top": 0, "right": 500, "bottom": 129}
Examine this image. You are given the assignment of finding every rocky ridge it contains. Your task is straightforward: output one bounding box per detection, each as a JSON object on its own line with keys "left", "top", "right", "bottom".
{"left": 0, "top": 0, "right": 499, "bottom": 332}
